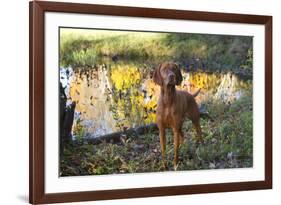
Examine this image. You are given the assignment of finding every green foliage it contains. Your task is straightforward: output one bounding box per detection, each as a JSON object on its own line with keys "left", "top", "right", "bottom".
{"left": 60, "top": 29, "right": 253, "bottom": 72}
{"left": 240, "top": 48, "right": 253, "bottom": 71}
{"left": 71, "top": 48, "right": 97, "bottom": 67}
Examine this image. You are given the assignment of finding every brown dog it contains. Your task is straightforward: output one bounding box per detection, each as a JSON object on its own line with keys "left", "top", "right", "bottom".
{"left": 153, "top": 62, "right": 202, "bottom": 170}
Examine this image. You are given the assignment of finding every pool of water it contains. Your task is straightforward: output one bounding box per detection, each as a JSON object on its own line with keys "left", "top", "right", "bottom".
{"left": 60, "top": 62, "right": 251, "bottom": 138}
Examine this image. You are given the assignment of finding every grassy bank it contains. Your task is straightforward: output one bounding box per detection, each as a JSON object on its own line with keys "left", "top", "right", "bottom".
{"left": 60, "top": 95, "right": 252, "bottom": 176}
{"left": 60, "top": 28, "right": 253, "bottom": 73}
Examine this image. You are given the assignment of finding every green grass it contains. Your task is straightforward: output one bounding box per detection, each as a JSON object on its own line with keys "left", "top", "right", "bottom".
{"left": 60, "top": 28, "right": 253, "bottom": 72}
{"left": 60, "top": 95, "right": 253, "bottom": 176}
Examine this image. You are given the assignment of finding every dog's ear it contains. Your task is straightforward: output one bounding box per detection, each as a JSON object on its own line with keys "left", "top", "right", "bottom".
{"left": 174, "top": 63, "right": 183, "bottom": 85}
{"left": 153, "top": 63, "right": 163, "bottom": 86}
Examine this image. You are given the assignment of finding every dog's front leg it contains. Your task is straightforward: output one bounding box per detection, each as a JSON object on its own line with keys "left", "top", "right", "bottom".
{"left": 172, "top": 127, "right": 180, "bottom": 170}
{"left": 159, "top": 125, "right": 167, "bottom": 169}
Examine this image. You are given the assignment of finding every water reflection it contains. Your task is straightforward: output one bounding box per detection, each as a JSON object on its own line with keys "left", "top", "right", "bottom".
{"left": 60, "top": 62, "right": 251, "bottom": 138}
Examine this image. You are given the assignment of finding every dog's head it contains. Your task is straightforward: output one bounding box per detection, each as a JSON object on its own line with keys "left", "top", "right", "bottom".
{"left": 153, "top": 62, "right": 183, "bottom": 87}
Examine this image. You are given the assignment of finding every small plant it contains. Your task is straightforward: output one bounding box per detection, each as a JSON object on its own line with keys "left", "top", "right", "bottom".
{"left": 240, "top": 48, "right": 253, "bottom": 71}
{"left": 72, "top": 119, "right": 85, "bottom": 140}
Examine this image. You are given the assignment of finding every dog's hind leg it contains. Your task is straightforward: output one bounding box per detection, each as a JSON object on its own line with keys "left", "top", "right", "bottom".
{"left": 179, "top": 130, "right": 184, "bottom": 145}
{"left": 192, "top": 118, "right": 203, "bottom": 144}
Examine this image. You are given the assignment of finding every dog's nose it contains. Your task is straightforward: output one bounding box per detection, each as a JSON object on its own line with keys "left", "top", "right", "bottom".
{"left": 168, "top": 73, "right": 176, "bottom": 81}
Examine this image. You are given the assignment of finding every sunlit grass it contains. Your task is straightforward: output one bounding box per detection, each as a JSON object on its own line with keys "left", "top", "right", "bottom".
{"left": 60, "top": 28, "right": 162, "bottom": 41}
{"left": 59, "top": 27, "right": 253, "bottom": 71}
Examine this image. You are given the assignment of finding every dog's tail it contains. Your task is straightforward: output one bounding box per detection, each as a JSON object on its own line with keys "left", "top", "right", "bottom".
{"left": 192, "top": 88, "right": 201, "bottom": 98}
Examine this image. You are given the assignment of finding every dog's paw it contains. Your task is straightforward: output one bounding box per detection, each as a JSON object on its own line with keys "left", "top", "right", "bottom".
{"left": 173, "top": 164, "right": 179, "bottom": 171}
{"left": 173, "top": 160, "right": 179, "bottom": 171}
{"left": 161, "top": 161, "right": 168, "bottom": 170}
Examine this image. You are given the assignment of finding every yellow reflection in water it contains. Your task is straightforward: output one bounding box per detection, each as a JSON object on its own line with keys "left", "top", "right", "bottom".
{"left": 66, "top": 65, "right": 251, "bottom": 138}
{"left": 110, "top": 64, "right": 141, "bottom": 90}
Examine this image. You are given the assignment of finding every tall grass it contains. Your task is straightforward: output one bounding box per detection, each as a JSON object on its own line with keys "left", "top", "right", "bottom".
{"left": 60, "top": 28, "right": 253, "bottom": 72}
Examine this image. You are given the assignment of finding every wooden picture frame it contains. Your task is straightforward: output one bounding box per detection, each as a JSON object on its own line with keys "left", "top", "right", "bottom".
{"left": 29, "top": 1, "right": 272, "bottom": 204}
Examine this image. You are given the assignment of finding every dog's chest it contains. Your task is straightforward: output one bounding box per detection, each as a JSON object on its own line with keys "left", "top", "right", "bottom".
{"left": 161, "top": 107, "right": 176, "bottom": 125}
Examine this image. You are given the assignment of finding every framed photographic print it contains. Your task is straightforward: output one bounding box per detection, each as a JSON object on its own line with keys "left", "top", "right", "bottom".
{"left": 29, "top": 1, "right": 272, "bottom": 204}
